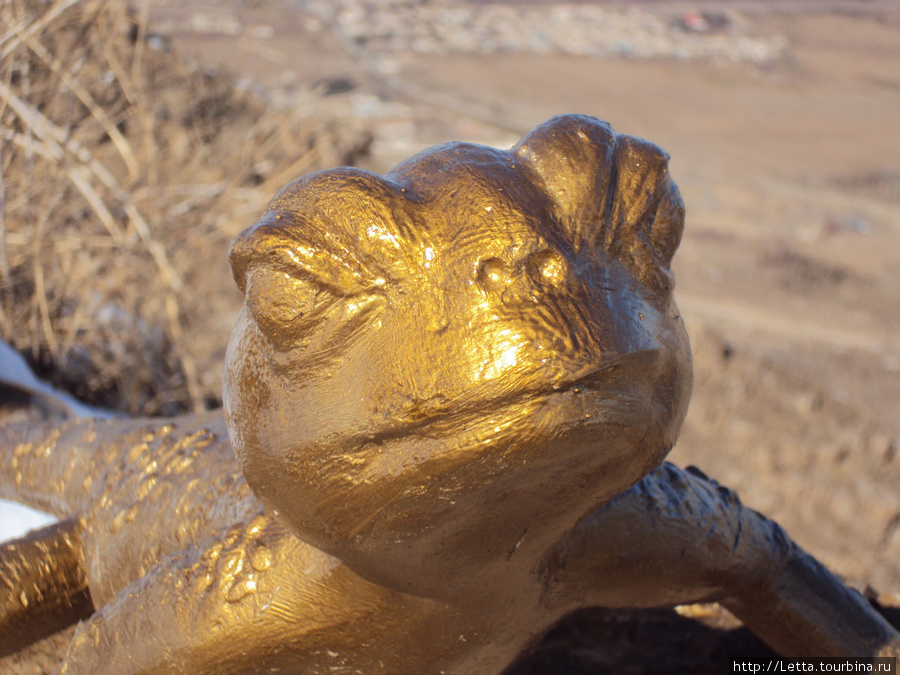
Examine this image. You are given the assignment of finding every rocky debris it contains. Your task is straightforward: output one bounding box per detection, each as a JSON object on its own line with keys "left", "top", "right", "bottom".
{"left": 309, "top": 0, "right": 786, "bottom": 67}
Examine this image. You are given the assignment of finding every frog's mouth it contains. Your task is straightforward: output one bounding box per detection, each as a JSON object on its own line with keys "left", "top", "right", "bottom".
{"left": 332, "top": 347, "right": 665, "bottom": 457}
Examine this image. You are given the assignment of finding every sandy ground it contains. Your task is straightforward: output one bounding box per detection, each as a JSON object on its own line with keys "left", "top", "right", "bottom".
{"left": 2, "top": 0, "right": 900, "bottom": 670}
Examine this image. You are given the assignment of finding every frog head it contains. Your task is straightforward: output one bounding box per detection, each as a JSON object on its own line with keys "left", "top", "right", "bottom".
{"left": 224, "top": 115, "right": 692, "bottom": 598}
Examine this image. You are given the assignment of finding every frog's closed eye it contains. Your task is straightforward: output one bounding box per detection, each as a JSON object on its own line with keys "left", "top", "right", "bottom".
{"left": 245, "top": 265, "right": 337, "bottom": 348}
{"left": 245, "top": 266, "right": 386, "bottom": 353}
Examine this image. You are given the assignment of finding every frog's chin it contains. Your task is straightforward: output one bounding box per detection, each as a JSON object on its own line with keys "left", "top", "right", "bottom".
{"left": 243, "top": 378, "right": 671, "bottom": 599}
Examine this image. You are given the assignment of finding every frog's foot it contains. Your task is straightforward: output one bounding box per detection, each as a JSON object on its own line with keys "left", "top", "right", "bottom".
{"left": 60, "top": 514, "right": 299, "bottom": 674}
{"left": 545, "top": 462, "right": 900, "bottom": 657}
{"left": 0, "top": 518, "right": 92, "bottom": 656}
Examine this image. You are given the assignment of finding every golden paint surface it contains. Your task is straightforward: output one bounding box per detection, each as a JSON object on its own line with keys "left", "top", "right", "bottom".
{"left": 1, "top": 115, "right": 897, "bottom": 672}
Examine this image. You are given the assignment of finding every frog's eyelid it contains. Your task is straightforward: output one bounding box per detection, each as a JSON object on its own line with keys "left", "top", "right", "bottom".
{"left": 265, "top": 246, "right": 370, "bottom": 298}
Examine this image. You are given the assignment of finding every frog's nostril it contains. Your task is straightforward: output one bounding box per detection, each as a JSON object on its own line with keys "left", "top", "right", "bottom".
{"left": 478, "top": 258, "right": 511, "bottom": 293}
{"left": 529, "top": 250, "right": 568, "bottom": 287}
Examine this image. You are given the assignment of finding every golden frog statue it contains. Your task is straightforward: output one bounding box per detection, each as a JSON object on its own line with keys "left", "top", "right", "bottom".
{"left": 1, "top": 115, "right": 897, "bottom": 673}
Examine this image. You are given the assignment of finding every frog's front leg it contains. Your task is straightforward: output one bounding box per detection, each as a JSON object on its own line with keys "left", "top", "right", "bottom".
{"left": 61, "top": 515, "right": 314, "bottom": 675}
{"left": 546, "top": 462, "right": 900, "bottom": 657}
{"left": 0, "top": 518, "right": 92, "bottom": 656}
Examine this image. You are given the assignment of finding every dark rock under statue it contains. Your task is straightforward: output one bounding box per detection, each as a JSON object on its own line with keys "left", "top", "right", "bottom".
{"left": 1, "top": 115, "right": 897, "bottom": 673}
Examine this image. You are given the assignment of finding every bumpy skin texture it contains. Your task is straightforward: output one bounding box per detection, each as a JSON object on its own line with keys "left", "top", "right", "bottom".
{"left": 1, "top": 115, "right": 898, "bottom": 673}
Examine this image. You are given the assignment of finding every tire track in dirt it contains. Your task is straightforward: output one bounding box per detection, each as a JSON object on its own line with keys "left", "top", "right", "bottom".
{"left": 677, "top": 293, "right": 900, "bottom": 357}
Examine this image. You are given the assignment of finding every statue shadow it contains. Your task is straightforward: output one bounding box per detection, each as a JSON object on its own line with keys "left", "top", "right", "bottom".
{"left": 511, "top": 598, "right": 900, "bottom": 673}
{"left": 508, "top": 606, "right": 778, "bottom": 675}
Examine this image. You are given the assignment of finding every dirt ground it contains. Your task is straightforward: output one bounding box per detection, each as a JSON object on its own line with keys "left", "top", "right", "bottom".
{"left": 3, "top": 0, "right": 900, "bottom": 671}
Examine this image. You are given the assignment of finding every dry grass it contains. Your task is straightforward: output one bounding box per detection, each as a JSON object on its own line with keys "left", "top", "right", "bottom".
{"left": 0, "top": 0, "right": 372, "bottom": 415}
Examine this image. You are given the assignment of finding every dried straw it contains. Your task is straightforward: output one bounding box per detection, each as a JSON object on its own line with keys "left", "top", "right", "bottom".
{"left": 0, "top": 0, "right": 371, "bottom": 415}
